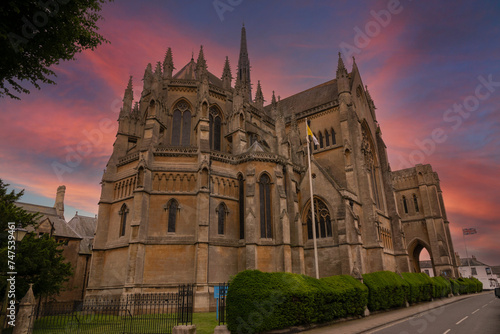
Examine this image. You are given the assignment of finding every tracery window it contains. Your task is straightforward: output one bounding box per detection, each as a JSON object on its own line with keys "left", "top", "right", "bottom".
{"left": 306, "top": 198, "right": 332, "bottom": 239}
{"left": 119, "top": 204, "right": 129, "bottom": 237}
{"left": 361, "top": 126, "right": 380, "bottom": 207}
{"left": 171, "top": 101, "right": 191, "bottom": 146}
{"left": 259, "top": 173, "right": 272, "bottom": 238}
{"left": 209, "top": 106, "right": 222, "bottom": 151}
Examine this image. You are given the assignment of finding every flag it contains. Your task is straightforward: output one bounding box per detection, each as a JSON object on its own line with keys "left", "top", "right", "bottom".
{"left": 463, "top": 228, "right": 477, "bottom": 235}
{"left": 307, "top": 123, "right": 319, "bottom": 146}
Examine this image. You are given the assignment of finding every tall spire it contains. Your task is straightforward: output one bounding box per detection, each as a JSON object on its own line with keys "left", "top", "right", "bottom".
{"left": 222, "top": 56, "right": 232, "bottom": 90}
{"left": 163, "top": 47, "right": 174, "bottom": 79}
{"left": 196, "top": 45, "right": 208, "bottom": 81}
{"left": 336, "top": 52, "right": 348, "bottom": 78}
{"left": 236, "top": 24, "right": 252, "bottom": 101}
{"left": 143, "top": 63, "right": 153, "bottom": 93}
{"left": 336, "top": 52, "right": 349, "bottom": 95}
{"left": 121, "top": 76, "right": 133, "bottom": 117}
{"left": 254, "top": 80, "right": 264, "bottom": 109}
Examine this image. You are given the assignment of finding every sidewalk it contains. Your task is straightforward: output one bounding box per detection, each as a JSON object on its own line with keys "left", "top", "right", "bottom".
{"left": 299, "top": 292, "right": 490, "bottom": 334}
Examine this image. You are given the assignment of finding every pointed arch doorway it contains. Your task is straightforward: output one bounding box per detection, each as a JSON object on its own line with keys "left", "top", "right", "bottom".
{"left": 408, "top": 239, "right": 434, "bottom": 275}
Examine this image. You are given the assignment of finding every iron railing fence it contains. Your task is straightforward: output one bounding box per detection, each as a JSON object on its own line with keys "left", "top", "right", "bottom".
{"left": 217, "top": 283, "right": 228, "bottom": 325}
{"left": 29, "top": 284, "right": 193, "bottom": 334}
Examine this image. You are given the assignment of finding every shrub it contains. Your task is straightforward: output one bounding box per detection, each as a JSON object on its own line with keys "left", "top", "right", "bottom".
{"left": 320, "top": 275, "right": 369, "bottom": 319}
{"left": 449, "top": 279, "right": 460, "bottom": 295}
{"left": 431, "top": 276, "right": 451, "bottom": 298}
{"left": 456, "top": 278, "right": 471, "bottom": 294}
{"left": 362, "top": 271, "right": 409, "bottom": 311}
{"left": 226, "top": 270, "right": 368, "bottom": 333}
{"left": 470, "top": 277, "right": 483, "bottom": 292}
{"left": 401, "top": 272, "right": 433, "bottom": 304}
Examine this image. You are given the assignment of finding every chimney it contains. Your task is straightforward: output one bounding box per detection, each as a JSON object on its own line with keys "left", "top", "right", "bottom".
{"left": 54, "top": 185, "right": 66, "bottom": 218}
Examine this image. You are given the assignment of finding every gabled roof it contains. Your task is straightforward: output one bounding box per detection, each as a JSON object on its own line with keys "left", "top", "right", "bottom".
{"left": 173, "top": 59, "right": 223, "bottom": 87}
{"left": 16, "top": 202, "right": 58, "bottom": 217}
{"left": 68, "top": 214, "right": 97, "bottom": 238}
{"left": 460, "top": 258, "right": 489, "bottom": 267}
{"left": 16, "top": 202, "right": 81, "bottom": 239}
{"left": 263, "top": 79, "right": 338, "bottom": 117}
{"left": 50, "top": 217, "right": 81, "bottom": 239}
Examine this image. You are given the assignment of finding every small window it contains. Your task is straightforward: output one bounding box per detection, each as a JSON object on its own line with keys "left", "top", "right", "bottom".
{"left": 402, "top": 196, "right": 408, "bottom": 214}
{"left": 413, "top": 194, "right": 419, "bottom": 212}
{"left": 486, "top": 267, "right": 492, "bottom": 275}
{"left": 217, "top": 203, "right": 227, "bottom": 235}
{"left": 166, "top": 199, "right": 178, "bottom": 233}
{"left": 318, "top": 131, "right": 324, "bottom": 149}
{"left": 325, "top": 131, "right": 330, "bottom": 146}
{"left": 471, "top": 267, "right": 477, "bottom": 275}
{"left": 119, "top": 204, "right": 129, "bottom": 237}
{"left": 331, "top": 128, "right": 336, "bottom": 145}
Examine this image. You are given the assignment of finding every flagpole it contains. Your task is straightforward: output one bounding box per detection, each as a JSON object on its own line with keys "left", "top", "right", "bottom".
{"left": 306, "top": 118, "right": 320, "bottom": 279}
{"left": 462, "top": 229, "right": 471, "bottom": 277}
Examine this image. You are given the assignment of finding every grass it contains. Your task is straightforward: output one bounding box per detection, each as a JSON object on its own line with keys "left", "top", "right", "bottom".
{"left": 7, "top": 311, "right": 220, "bottom": 334}
{"left": 193, "top": 312, "right": 219, "bottom": 334}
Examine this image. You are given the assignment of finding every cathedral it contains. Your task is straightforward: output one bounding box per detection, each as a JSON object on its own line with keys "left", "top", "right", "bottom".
{"left": 86, "top": 26, "right": 459, "bottom": 310}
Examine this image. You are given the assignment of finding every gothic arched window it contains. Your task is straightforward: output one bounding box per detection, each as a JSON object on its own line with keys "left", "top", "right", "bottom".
{"left": 165, "top": 199, "right": 179, "bottom": 233}
{"left": 331, "top": 128, "right": 336, "bottom": 145}
{"left": 325, "top": 130, "right": 330, "bottom": 146}
{"left": 217, "top": 203, "right": 227, "bottom": 235}
{"left": 318, "top": 131, "right": 324, "bottom": 149}
{"left": 119, "top": 204, "right": 129, "bottom": 237}
{"left": 259, "top": 173, "right": 272, "bottom": 238}
{"left": 413, "top": 194, "right": 419, "bottom": 212}
{"left": 306, "top": 198, "right": 332, "bottom": 239}
{"left": 209, "top": 107, "right": 222, "bottom": 151}
{"left": 171, "top": 101, "right": 191, "bottom": 146}
{"left": 403, "top": 196, "right": 408, "bottom": 214}
{"left": 238, "top": 174, "right": 245, "bottom": 239}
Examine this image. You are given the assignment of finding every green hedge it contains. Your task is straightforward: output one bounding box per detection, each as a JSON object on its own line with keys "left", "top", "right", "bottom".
{"left": 362, "top": 271, "right": 409, "bottom": 311}
{"left": 227, "top": 270, "right": 464, "bottom": 333}
{"left": 469, "top": 277, "right": 483, "bottom": 292}
{"left": 431, "top": 276, "right": 451, "bottom": 298}
{"left": 226, "top": 270, "right": 368, "bottom": 333}
{"left": 401, "top": 272, "right": 433, "bottom": 304}
{"left": 450, "top": 279, "right": 460, "bottom": 295}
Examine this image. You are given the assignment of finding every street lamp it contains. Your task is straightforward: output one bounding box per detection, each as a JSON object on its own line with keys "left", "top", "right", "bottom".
{"left": 12, "top": 224, "right": 28, "bottom": 242}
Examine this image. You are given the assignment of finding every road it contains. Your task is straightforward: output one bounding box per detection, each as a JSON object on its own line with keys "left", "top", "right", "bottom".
{"left": 368, "top": 292, "right": 499, "bottom": 334}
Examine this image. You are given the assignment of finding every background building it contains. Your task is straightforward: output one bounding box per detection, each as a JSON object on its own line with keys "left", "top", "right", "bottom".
{"left": 459, "top": 256, "right": 499, "bottom": 290}
{"left": 16, "top": 186, "right": 96, "bottom": 301}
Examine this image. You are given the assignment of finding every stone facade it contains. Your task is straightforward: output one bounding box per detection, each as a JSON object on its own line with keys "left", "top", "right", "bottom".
{"left": 86, "top": 26, "right": 458, "bottom": 310}
{"left": 392, "top": 164, "right": 460, "bottom": 278}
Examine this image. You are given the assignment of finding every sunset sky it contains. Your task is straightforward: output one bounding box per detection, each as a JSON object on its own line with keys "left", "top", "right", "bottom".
{"left": 1, "top": 0, "right": 499, "bottom": 266}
